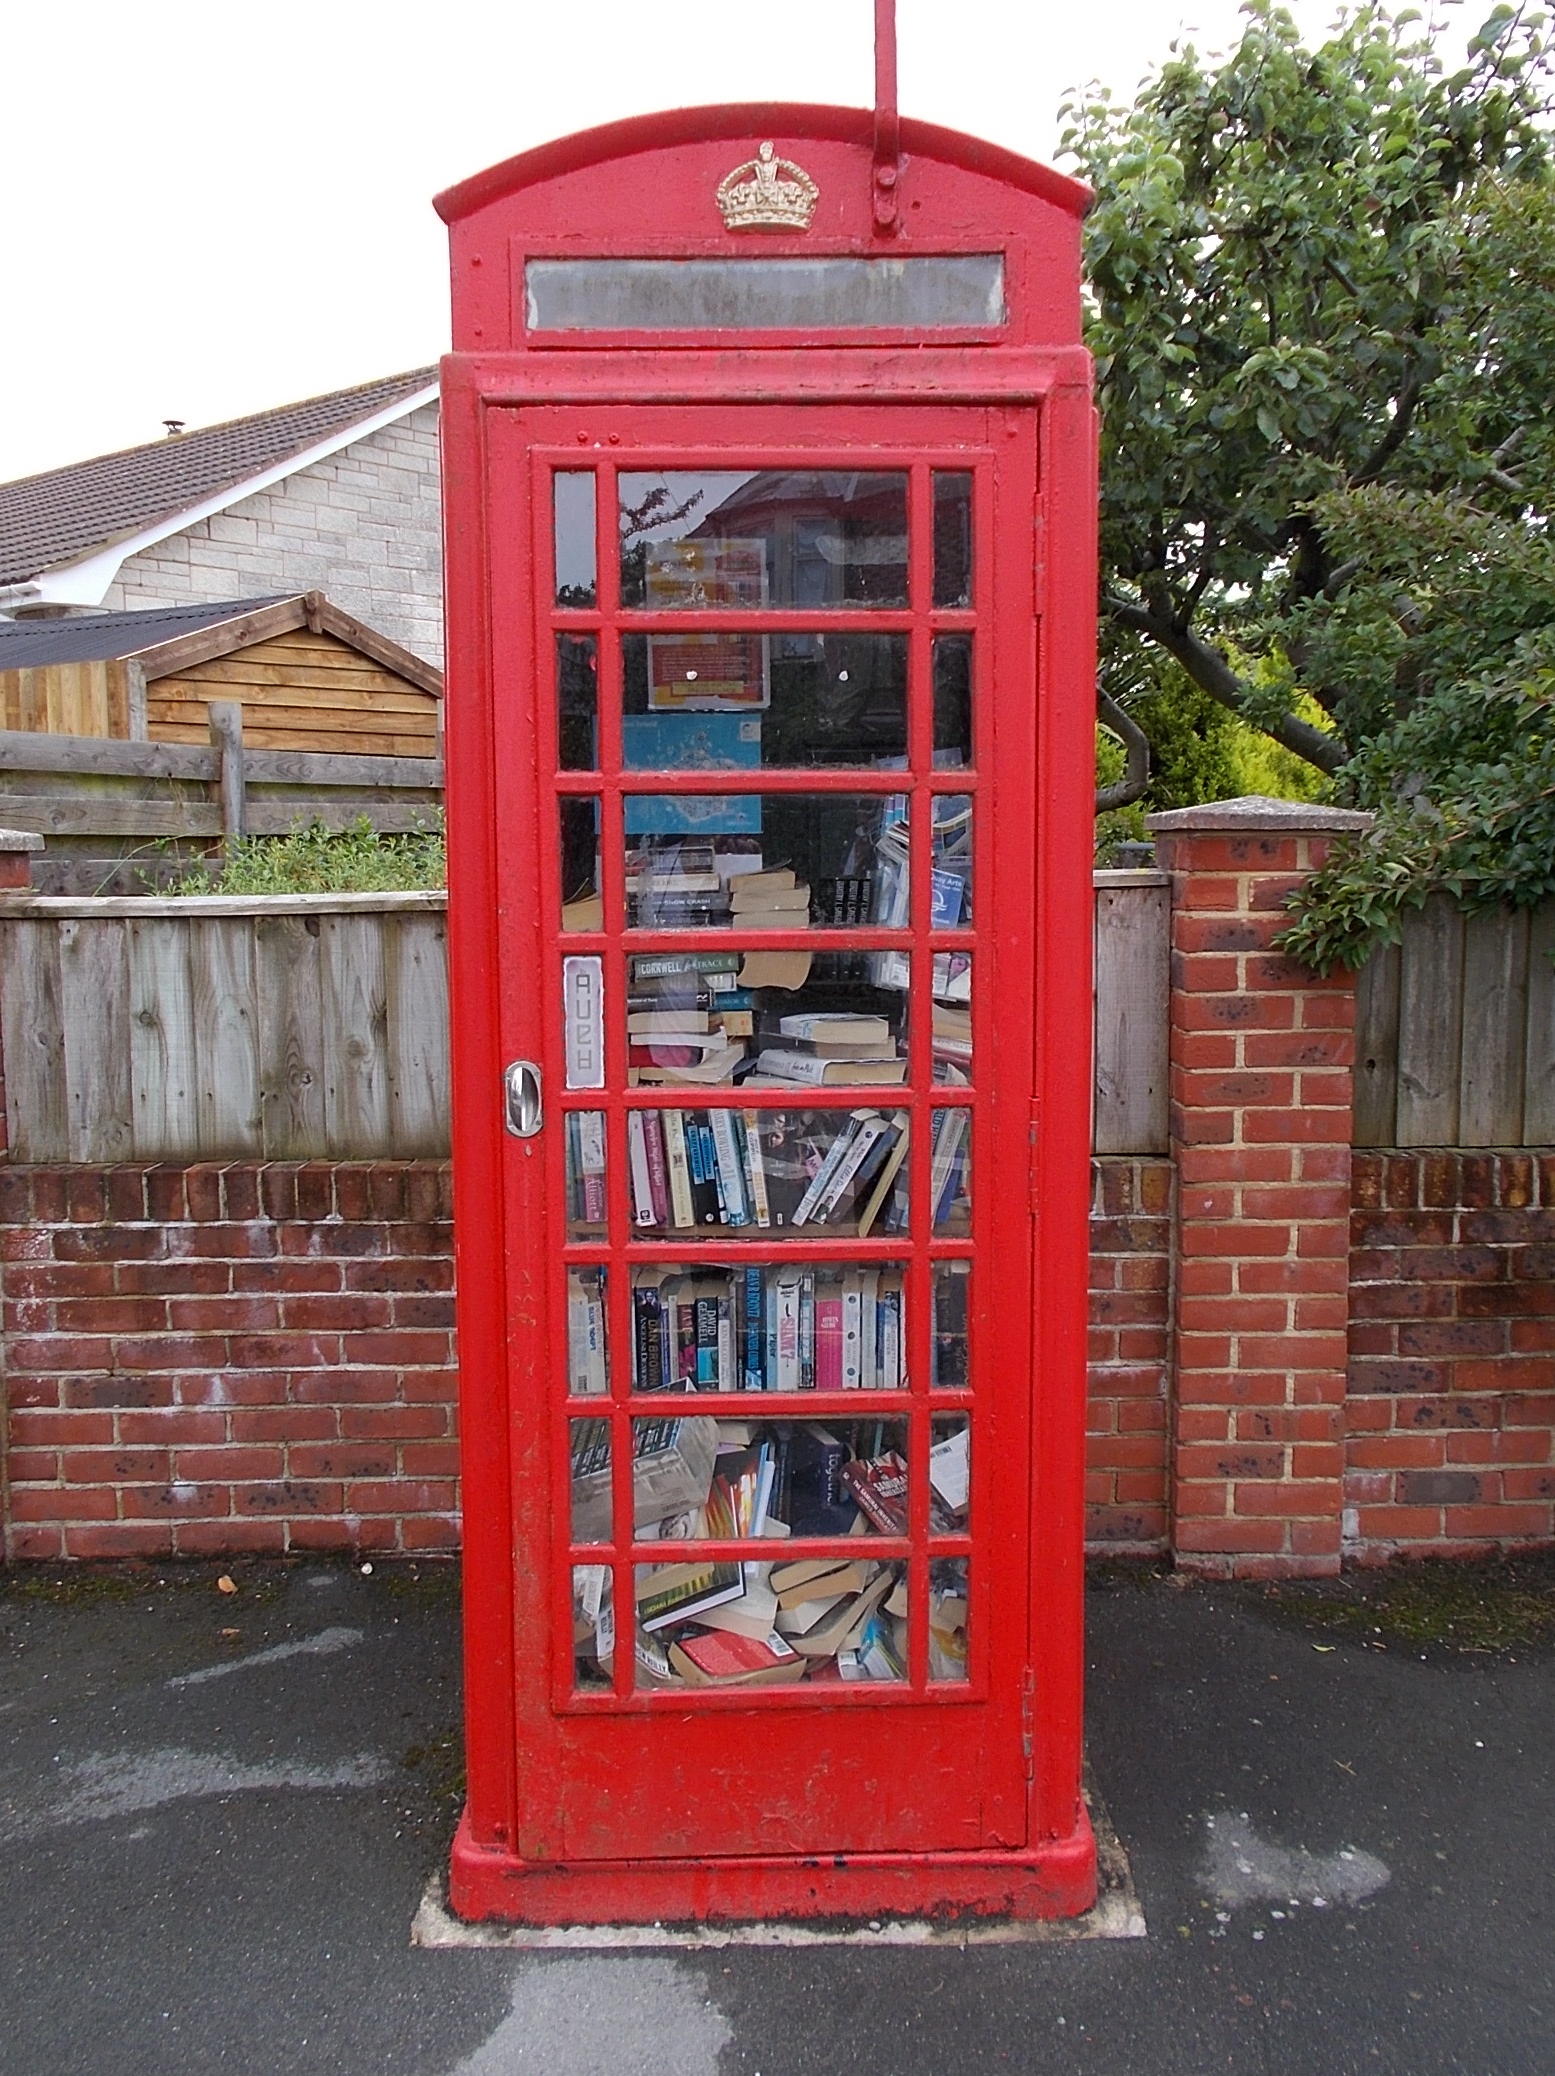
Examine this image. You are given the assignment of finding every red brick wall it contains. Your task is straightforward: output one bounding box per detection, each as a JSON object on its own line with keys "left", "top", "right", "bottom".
{"left": 1, "top": 1162, "right": 458, "bottom": 1560}
{"left": 1346, "top": 1150, "right": 1555, "bottom": 1557}
{"left": 1086, "top": 1158, "right": 1172, "bottom": 1550}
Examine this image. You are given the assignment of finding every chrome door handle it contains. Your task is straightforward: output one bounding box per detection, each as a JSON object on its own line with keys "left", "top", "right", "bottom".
{"left": 504, "top": 1060, "right": 543, "bottom": 1138}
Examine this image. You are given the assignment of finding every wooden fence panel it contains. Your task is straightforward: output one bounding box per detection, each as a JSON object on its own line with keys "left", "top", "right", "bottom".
{"left": 1459, "top": 907, "right": 1530, "bottom": 1148}
{"left": 386, "top": 911, "right": 451, "bottom": 1157}
{"left": 1092, "top": 876, "right": 1170, "bottom": 1156}
{"left": 320, "top": 914, "right": 391, "bottom": 1156}
{"left": 1527, "top": 904, "right": 1555, "bottom": 1147}
{"left": 191, "top": 920, "right": 262, "bottom": 1156}
{"left": 1352, "top": 938, "right": 1401, "bottom": 1149}
{"left": 255, "top": 913, "right": 327, "bottom": 1156}
{"left": 0, "top": 921, "right": 67, "bottom": 1160}
{"left": 128, "top": 919, "right": 198, "bottom": 1159}
{"left": 1395, "top": 894, "right": 1466, "bottom": 1145}
{"left": 59, "top": 918, "right": 133, "bottom": 1161}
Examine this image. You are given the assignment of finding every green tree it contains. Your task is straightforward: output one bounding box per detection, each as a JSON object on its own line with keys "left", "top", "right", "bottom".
{"left": 1066, "top": 3, "right": 1555, "bottom": 960}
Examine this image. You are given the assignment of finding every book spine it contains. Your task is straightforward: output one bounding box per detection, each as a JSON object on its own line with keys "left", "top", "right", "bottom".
{"left": 841, "top": 1274, "right": 862, "bottom": 1390}
{"left": 751, "top": 1048, "right": 833, "bottom": 1086}
{"left": 791, "top": 1115, "right": 859, "bottom": 1227}
{"left": 814, "top": 1114, "right": 889, "bottom": 1221}
{"left": 774, "top": 1272, "right": 802, "bottom": 1392}
{"left": 716, "top": 1295, "right": 735, "bottom": 1392}
{"left": 859, "top": 1269, "right": 879, "bottom": 1389}
{"left": 740, "top": 1110, "right": 772, "bottom": 1228}
{"left": 708, "top": 1108, "right": 750, "bottom": 1226}
{"left": 661, "top": 1108, "right": 697, "bottom": 1229}
{"left": 626, "top": 1111, "right": 656, "bottom": 1229}
{"left": 815, "top": 1292, "right": 843, "bottom": 1392}
{"left": 693, "top": 1119, "right": 721, "bottom": 1224}
{"left": 743, "top": 1266, "right": 764, "bottom": 1390}
{"left": 880, "top": 1286, "right": 901, "bottom": 1390}
{"left": 799, "top": 1269, "right": 816, "bottom": 1390}
{"left": 641, "top": 1109, "right": 671, "bottom": 1227}
{"left": 576, "top": 1111, "right": 608, "bottom": 1224}
{"left": 695, "top": 1295, "right": 719, "bottom": 1389}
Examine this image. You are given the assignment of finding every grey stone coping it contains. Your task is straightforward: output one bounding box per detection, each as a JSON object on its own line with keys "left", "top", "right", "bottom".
{"left": 1146, "top": 794, "right": 1373, "bottom": 835}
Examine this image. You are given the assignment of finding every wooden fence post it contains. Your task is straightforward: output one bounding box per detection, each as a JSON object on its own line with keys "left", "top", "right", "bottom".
{"left": 208, "top": 700, "right": 246, "bottom": 844}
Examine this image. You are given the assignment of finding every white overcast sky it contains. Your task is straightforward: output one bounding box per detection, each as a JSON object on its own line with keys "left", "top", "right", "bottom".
{"left": 1, "top": 0, "right": 1469, "bottom": 483}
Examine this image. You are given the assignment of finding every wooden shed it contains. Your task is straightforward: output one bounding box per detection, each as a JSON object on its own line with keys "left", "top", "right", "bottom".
{"left": 0, "top": 592, "right": 442, "bottom": 756}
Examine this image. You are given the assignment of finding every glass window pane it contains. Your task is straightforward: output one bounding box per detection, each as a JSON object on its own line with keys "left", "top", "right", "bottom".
{"left": 628, "top": 944, "right": 907, "bottom": 1093}
{"left": 629, "top": 1259, "right": 910, "bottom": 1387}
{"left": 932, "top": 472, "right": 973, "bottom": 609}
{"left": 623, "top": 632, "right": 907, "bottom": 766}
{"left": 563, "top": 1111, "right": 608, "bottom": 1240}
{"left": 528, "top": 255, "right": 1006, "bottom": 333}
{"left": 558, "top": 796, "right": 601, "bottom": 930}
{"left": 554, "top": 471, "right": 597, "bottom": 606}
{"left": 931, "top": 1262, "right": 970, "bottom": 1390}
{"left": 930, "top": 1107, "right": 972, "bottom": 1233}
{"left": 930, "top": 1415, "right": 970, "bottom": 1533}
{"left": 557, "top": 633, "right": 598, "bottom": 771}
{"left": 623, "top": 1109, "right": 910, "bottom": 1242}
{"left": 932, "top": 634, "right": 973, "bottom": 763}
{"left": 620, "top": 471, "right": 908, "bottom": 609}
{"left": 570, "top": 1418, "right": 612, "bottom": 1543}
{"left": 932, "top": 951, "right": 972, "bottom": 1084}
{"left": 931, "top": 793, "right": 972, "bottom": 928}
{"left": 619, "top": 797, "right": 908, "bottom": 932}
{"left": 928, "top": 1556, "right": 969, "bottom": 1682}
{"left": 566, "top": 1265, "right": 609, "bottom": 1394}
{"left": 572, "top": 1563, "right": 614, "bottom": 1692}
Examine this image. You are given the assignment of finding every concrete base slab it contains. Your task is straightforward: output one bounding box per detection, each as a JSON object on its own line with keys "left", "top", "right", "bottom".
{"left": 411, "top": 1777, "right": 1146, "bottom": 1949}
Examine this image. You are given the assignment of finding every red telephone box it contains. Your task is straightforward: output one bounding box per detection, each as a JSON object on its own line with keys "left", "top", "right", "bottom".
{"left": 435, "top": 98, "right": 1097, "bottom": 1924}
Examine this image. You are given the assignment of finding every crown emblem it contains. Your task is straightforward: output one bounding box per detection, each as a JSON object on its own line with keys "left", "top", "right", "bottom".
{"left": 716, "top": 142, "right": 819, "bottom": 232}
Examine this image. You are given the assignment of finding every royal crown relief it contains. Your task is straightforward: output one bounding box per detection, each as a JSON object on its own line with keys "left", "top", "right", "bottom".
{"left": 716, "top": 142, "right": 819, "bottom": 232}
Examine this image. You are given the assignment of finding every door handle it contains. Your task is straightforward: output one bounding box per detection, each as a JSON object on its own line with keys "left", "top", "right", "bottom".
{"left": 504, "top": 1060, "right": 543, "bottom": 1138}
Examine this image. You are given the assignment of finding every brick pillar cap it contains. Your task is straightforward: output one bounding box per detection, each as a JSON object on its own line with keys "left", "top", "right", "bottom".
{"left": 0, "top": 828, "right": 43, "bottom": 852}
{"left": 1146, "top": 794, "right": 1372, "bottom": 836}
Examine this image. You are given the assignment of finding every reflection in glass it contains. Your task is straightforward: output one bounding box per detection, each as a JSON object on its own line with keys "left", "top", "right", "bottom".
{"left": 932, "top": 472, "right": 973, "bottom": 609}
{"left": 629, "top": 1258, "right": 910, "bottom": 1387}
{"left": 931, "top": 1263, "right": 970, "bottom": 1390}
{"left": 928, "top": 1557, "right": 969, "bottom": 1682}
{"left": 570, "top": 1418, "right": 612, "bottom": 1542}
{"left": 563, "top": 1112, "right": 608, "bottom": 1239}
{"left": 527, "top": 254, "right": 1006, "bottom": 332}
{"left": 932, "top": 635, "right": 972, "bottom": 763}
{"left": 619, "top": 798, "right": 908, "bottom": 933}
{"left": 567, "top": 1265, "right": 609, "bottom": 1393}
{"left": 930, "top": 792, "right": 973, "bottom": 928}
{"left": 558, "top": 796, "right": 601, "bottom": 930}
{"left": 930, "top": 1107, "right": 972, "bottom": 1233}
{"left": 622, "top": 1108, "right": 910, "bottom": 1241}
{"left": 620, "top": 471, "right": 908, "bottom": 610}
{"left": 556, "top": 633, "right": 598, "bottom": 771}
{"left": 554, "top": 471, "right": 597, "bottom": 607}
{"left": 573, "top": 1563, "right": 613, "bottom": 1691}
{"left": 624, "top": 631, "right": 907, "bottom": 766}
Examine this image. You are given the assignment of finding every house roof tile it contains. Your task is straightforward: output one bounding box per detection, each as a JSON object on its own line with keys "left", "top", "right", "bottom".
{"left": 0, "top": 598, "right": 289, "bottom": 669}
{"left": 0, "top": 369, "right": 438, "bottom": 587}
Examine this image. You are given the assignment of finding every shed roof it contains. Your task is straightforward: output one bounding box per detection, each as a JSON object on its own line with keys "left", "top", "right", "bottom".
{"left": 0, "top": 598, "right": 287, "bottom": 669}
{"left": 0, "top": 369, "right": 438, "bottom": 587}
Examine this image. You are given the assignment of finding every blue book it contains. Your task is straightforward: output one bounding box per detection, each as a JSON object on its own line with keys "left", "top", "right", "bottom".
{"left": 623, "top": 712, "right": 762, "bottom": 836}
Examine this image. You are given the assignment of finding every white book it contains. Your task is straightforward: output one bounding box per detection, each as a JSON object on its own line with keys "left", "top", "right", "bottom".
{"left": 741, "top": 1109, "right": 772, "bottom": 1227}
{"left": 774, "top": 1269, "right": 803, "bottom": 1391}
{"left": 626, "top": 1111, "right": 656, "bottom": 1228}
{"left": 814, "top": 1112, "right": 890, "bottom": 1221}
{"left": 662, "top": 1108, "right": 697, "bottom": 1229}
{"left": 791, "top": 1115, "right": 862, "bottom": 1227}
{"left": 716, "top": 1297, "right": 735, "bottom": 1392}
{"left": 858, "top": 1267, "right": 880, "bottom": 1391}
{"left": 566, "top": 1273, "right": 608, "bottom": 1396}
{"left": 709, "top": 1108, "right": 750, "bottom": 1226}
{"left": 879, "top": 1283, "right": 901, "bottom": 1391}
{"left": 840, "top": 1269, "right": 863, "bottom": 1390}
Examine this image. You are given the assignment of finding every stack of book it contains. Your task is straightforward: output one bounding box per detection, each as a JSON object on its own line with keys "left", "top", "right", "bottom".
{"left": 752, "top": 1011, "right": 906, "bottom": 1088}
{"left": 597, "top": 1105, "right": 910, "bottom": 1235}
{"left": 626, "top": 1262, "right": 908, "bottom": 1393}
{"left": 625, "top": 846, "right": 732, "bottom": 929}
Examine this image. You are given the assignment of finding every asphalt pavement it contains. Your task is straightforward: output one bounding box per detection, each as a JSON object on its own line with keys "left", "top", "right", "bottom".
{"left": 1, "top": 1556, "right": 1550, "bottom": 2076}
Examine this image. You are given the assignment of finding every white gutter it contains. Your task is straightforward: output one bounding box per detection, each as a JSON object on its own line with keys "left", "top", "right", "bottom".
{"left": 16, "top": 380, "right": 440, "bottom": 611}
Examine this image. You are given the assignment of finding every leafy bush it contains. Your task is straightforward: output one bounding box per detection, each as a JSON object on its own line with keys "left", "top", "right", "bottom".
{"left": 167, "top": 814, "right": 446, "bottom": 896}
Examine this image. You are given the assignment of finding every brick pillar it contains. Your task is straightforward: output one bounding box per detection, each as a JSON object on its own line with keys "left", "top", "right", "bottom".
{"left": 1147, "top": 798, "right": 1372, "bottom": 1578}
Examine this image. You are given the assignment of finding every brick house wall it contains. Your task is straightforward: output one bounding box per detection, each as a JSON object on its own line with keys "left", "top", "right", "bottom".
{"left": 102, "top": 403, "right": 444, "bottom": 668}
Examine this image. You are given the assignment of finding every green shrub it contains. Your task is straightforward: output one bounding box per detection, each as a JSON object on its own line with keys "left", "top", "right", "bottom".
{"left": 168, "top": 814, "right": 446, "bottom": 896}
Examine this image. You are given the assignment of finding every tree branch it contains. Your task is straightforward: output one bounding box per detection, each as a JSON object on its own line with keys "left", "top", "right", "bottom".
{"left": 1105, "top": 595, "right": 1349, "bottom": 773}
{"left": 1096, "top": 686, "right": 1152, "bottom": 811}
{"left": 1351, "top": 365, "right": 1424, "bottom": 487}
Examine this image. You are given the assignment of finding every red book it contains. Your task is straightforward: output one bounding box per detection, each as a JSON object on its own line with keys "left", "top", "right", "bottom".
{"left": 669, "top": 1628, "right": 807, "bottom": 1687}
{"left": 815, "top": 1293, "right": 844, "bottom": 1392}
{"left": 641, "top": 1109, "right": 671, "bottom": 1226}
{"left": 841, "top": 1451, "right": 910, "bottom": 1536}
